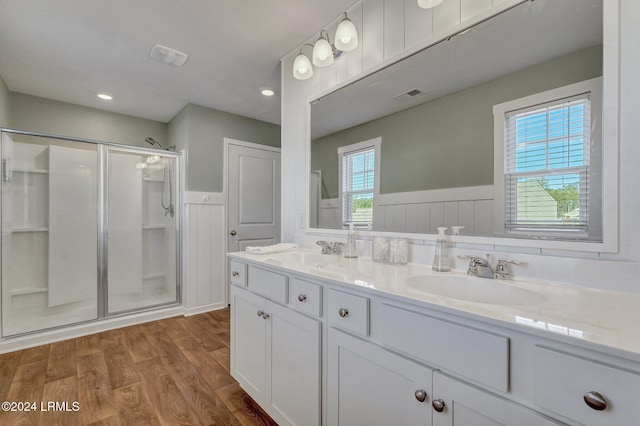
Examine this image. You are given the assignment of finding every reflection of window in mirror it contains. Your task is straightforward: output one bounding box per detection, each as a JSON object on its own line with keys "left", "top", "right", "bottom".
{"left": 338, "top": 138, "right": 381, "bottom": 228}
{"left": 494, "top": 78, "right": 602, "bottom": 241}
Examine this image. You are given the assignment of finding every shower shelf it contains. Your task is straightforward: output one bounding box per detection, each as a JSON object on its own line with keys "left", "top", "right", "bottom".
{"left": 12, "top": 227, "right": 49, "bottom": 233}
{"left": 143, "top": 272, "right": 166, "bottom": 280}
{"left": 143, "top": 224, "right": 167, "bottom": 230}
{"left": 11, "top": 287, "right": 48, "bottom": 296}
{"left": 14, "top": 167, "right": 48, "bottom": 174}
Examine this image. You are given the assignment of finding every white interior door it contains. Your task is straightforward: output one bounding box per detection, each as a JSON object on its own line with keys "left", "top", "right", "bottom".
{"left": 227, "top": 139, "right": 281, "bottom": 253}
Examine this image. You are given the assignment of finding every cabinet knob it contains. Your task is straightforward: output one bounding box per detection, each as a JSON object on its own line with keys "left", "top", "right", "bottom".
{"left": 298, "top": 294, "right": 307, "bottom": 302}
{"left": 338, "top": 308, "right": 349, "bottom": 318}
{"left": 257, "top": 310, "right": 264, "bottom": 317}
{"left": 262, "top": 312, "right": 270, "bottom": 320}
{"left": 583, "top": 391, "right": 607, "bottom": 411}
{"left": 414, "top": 389, "right": 428, "bottom": 403}
{"left": 232, "top": 271, "right": 239, "bottom": 277}
{"left": 432, "top": 399, "right": 445, "bottom": 413}
{"left": 230, "top": 230, "right": 237, "bottom": 236}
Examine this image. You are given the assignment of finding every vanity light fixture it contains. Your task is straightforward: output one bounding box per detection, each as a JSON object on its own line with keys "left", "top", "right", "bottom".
{"left": 97, "top": 93, "right": 113, "bottom": 100}
{"left": 417, "top": 0, "right": 445, "bottom": 8}
{"left": 293, "top": 12, "right": 359, "bottom": 80}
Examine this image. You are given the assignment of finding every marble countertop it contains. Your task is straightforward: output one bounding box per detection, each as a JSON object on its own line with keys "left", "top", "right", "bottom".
{"left": 228, "top": 249, "right": 640, "bottom": 361}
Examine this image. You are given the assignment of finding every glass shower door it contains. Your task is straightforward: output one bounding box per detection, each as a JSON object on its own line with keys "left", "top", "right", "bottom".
{"left": 105, "top": 147, "right": 179, "bottom": 314}
{"left": 1, "top": 132, "right": 98, "bottom": 336}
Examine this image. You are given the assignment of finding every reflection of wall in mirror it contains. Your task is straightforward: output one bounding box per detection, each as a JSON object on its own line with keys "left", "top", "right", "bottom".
{"left": 311, "top": 46, "right": 602, "bottom": 234}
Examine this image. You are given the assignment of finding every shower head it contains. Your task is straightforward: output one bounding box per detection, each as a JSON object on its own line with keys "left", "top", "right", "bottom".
{"left": 145, "top": 137, "right": 160, "bottom": 147}
{"left": 145, "top": 137, "right": 175, "bottom": 151}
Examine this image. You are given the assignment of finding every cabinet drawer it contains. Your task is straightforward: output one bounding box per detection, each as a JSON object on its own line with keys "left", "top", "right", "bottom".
{"left": 533, "top": 346, "right": 640, "bottom": 426}
{"left": 379, "top": 303, "right": 509, "bottom": 392}
{"left": 230, "top": 260, "right": 247, "bottom": 286}
{"left": 288, "top": 278, "right": 322, "bottom": 318}
{"left": 247, "top": 266, "right": 288, "bottom": 304}
{"left": 327, "top": 289, "right": 369, "bottom": 336}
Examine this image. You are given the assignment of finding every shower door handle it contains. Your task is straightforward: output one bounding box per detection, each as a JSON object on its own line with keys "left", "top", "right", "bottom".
{"left": 230, "top": 230, "right": 237, "bottom": 236}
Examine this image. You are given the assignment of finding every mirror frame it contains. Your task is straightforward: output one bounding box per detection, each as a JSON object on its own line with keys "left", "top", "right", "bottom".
{"left": 304, "top": 0, "right": 619, "bottom": 254}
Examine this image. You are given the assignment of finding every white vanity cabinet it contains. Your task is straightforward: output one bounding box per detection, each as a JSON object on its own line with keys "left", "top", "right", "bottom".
{"left": 328, "top": 328, "right": 433, "bottom": 425}
{"left": 228, "top": 254, "right": 640, "bottom": 426}
{"left": 230, "top": 276, "right": 321, "bottom": 426}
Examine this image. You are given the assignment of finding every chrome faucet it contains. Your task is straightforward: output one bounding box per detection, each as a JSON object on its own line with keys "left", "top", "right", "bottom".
{"left": 316, "top": 241, "right": 345, "bottom": 255}
{"left": 458, "top": 254, "right": 524, "bottom": 280}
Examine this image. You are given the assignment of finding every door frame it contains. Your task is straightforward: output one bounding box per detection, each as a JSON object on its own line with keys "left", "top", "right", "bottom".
{"left": 223, "top": 138, "right": 281, "bottom": 304}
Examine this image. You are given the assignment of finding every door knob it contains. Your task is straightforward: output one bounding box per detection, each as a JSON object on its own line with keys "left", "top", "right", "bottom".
{"left": 230, "top": 230, "right": 237, "bottom": 236}
{"left": 432, "top": 399, "right": 445, "bottom": 413}
{"left": 414, "top": 389, "right": 428, "bottom": 403}
{"left": 338, "top": 308, "right": 349, "bottom": 318}
{"left": 583, "top": 391, "right": 607, "bottom": 411}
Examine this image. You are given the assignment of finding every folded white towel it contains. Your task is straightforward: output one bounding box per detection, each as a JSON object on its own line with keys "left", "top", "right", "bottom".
{"left": 246, "top": 243, "right": 298, "bottom": 255}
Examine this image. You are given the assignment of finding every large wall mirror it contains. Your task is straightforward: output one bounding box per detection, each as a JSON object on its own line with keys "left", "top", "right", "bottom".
{"left": 310, "top": 0, "right": 611, "bottom": 245}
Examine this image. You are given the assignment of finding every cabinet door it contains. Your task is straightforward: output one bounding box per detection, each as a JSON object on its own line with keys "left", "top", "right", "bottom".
{"left": 266, "top": 301, "right": 321, "bottom": 426}
{"left": 432, "top": 372, "right": 561, "bottom": 426}
{"left": 328, "top": 328, "right": 433, "bottom": 426}
{"left": 230, "top": 286, "right": 267, "bottom": 405}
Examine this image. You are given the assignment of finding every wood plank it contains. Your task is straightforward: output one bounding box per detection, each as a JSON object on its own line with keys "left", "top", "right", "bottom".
{"left": 46, "top": 339, "right": 77, "bottom": 383}
{"left": 40, "top": 375, "right": 80, "bottom": 426}
{"left": 210, "top": 347, "right": 231, "bottom": 374}
{"left": 86, "top": 415, "right": 124, "bottom": 426}
{"left": 216, "top": 382, "right": 278, "bottom": 426}
{"left": 0, "top": 359, "right": 47, "bottom": 425}
{"left": 182, "top": 349, "right": 236, "bottom": 391}
{"left": 136, "top": 358, "right": 203, "bottom": 425}
{"left": 75, "top": 333, "right": 102, "bottom": 356}
{"left": 18, "top": 344, "right": 50, "bottom": 364}
{"left": 77, "top": 352, "right": 119, "bottom": 425}
{"left": 0, "top": 351, "right": 21, "bottom": 401}
{"left": 112, "top": 382, "right": 160, "bottom": 426}
{"left": 157, "top": 316, "right": 191, "bottom": 339}
{"left": 122, "top": 327, "right": 158, "bottom": 363}
{"left": 103, "top": 350, "right": 140, "bottom": 390}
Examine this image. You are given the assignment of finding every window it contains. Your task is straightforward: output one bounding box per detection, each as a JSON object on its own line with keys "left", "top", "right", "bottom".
{"left": 494, "top": 78, "right": 602, "bottom": 239}
{"left": 338, "top": 138, "right": 380, "bottom": 227}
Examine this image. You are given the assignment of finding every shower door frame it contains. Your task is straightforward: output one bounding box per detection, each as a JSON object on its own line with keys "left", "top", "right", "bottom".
{"left": 0, "top": 128, "right": 183, "bottom": 337}
{"left": 102, "top": 144, "right": 183, "bottom": 317}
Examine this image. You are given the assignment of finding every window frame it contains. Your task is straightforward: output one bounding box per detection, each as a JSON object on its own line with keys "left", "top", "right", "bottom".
{"left": 493, "top": 78, "right": 602, "bottom": 240}
{"left": 337, "top": 138, "right": 381, "bottom": 228}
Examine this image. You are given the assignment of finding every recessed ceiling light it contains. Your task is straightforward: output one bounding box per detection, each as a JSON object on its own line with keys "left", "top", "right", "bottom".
{"left": 261, "top": 88, "right": 275, "bottom": 97}
{"left": 97, "top": 93, "right": 113, "bottom": 100}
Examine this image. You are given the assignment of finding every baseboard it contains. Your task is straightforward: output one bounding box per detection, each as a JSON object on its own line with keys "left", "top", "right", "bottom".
{"left": 184, "top": 302, "right": 227, "bottom": 316}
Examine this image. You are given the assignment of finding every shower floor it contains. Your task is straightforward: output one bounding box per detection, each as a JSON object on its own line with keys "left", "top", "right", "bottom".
{"left": 2, "top": 287, "right": 177, "bottom": 337}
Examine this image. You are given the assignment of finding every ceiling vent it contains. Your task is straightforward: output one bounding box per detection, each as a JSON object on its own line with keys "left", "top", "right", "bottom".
{"left": 394, "top": 88, "right": 425, "bottom": 102}
{"left": 150, "top": 44, "right": 189, "bottom": 67}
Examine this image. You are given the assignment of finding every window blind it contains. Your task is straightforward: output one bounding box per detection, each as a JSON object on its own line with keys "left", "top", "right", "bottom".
{"left": 342, "top": 147, "right": 375, "bottom": 224}
{"left": 504, "top": 93, "right": 590, "bottom": 233}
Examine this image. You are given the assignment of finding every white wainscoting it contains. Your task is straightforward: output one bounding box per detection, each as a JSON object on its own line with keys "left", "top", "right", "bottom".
{"left": 317, "top": 186, "right": 494, "bottom": 235}
{"left": 184, "top": 191, "right": 227, "bottom": 315}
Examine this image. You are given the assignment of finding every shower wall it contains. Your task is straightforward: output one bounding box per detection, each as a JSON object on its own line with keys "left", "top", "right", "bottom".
{"left": 0, "top": 130, "right": 181, "bottom": 337}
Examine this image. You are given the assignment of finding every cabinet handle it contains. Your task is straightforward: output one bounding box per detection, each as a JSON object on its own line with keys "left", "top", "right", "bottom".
{"left": 257, "top": 310, "right": 264, "bottom": 317}
{"left": 232, "top": 271, "right": 239, "bottom": 277}
{"left": 298, "top": 294, "right": 307, "bottom": 302}
{"left": 583, "top": 391, "right": 607, "bottom": 411}
{"left": 262, "top": 312, "right": 270, "bottom": 320}
{"left": 338, "top": 308, "right": 349, "bottom": 318}
{"left": 432, "top": 399, "right": 445, "bottom": 413}
{"left": 414, "top": 389, "right": 428, "bottom": 403}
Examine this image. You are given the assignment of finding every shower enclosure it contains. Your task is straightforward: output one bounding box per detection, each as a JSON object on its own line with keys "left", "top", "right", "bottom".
{"left": 1, "top": 129, "right": 181, "bottom": 337}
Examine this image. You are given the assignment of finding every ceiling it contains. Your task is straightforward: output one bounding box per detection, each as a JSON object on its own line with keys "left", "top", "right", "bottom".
{"left": 0, "top": 0, "right": 356, "bottom": 125}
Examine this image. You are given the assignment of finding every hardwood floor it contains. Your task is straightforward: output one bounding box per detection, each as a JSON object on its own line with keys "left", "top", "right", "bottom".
{"left": 0, "top": 309, "right": 278, "bottom": 425}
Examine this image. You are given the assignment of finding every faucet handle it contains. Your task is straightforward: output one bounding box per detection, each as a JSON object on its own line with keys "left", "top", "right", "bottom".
{"left": 495, "top": 258, "right": 525, "bottom": 280}
{"left": 457, "top": 255, "right": 480, "bottom": 276}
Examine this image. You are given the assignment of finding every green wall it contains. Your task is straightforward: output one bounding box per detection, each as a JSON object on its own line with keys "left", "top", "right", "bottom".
{"left": 312, "top": 46, "right": 603, "bottom": 199}
{"left": 0, "top": 75, "right": 10, "bottom": 128}
{"left": 10, "top": 93, "right": 166, "bottom": 147}
{"left": 168, "top": 103, "right": 280, "bottom": 192}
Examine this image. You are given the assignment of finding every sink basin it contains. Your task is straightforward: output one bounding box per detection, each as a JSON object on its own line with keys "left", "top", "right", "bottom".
{"left": 405, "top": 275, "right": 546, "bottom": 306}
